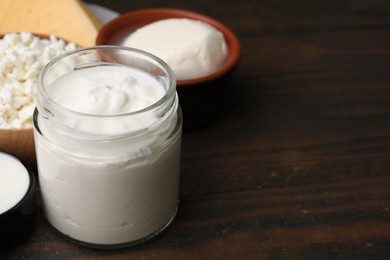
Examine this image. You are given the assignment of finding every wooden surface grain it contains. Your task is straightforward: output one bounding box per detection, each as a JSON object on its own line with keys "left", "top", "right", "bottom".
{"left": 2, "top": 0, "right": 390, "bottom": 259}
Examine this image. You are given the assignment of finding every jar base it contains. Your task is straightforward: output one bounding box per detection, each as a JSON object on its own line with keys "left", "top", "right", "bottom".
{"left": 45, "top": 205, "right": 178, "bottom": 249}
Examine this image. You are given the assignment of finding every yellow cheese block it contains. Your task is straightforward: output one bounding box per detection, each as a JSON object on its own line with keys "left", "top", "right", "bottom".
{"left": 0, "top": 0, "right": 101, "bottom": 46}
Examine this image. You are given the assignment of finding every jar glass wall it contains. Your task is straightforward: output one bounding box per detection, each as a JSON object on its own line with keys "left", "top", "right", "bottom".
{"left": 33, "top": 46, "right": 182, "bottom": 248}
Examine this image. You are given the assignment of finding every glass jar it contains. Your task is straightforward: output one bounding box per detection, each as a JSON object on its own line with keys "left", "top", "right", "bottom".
{"left": 33, "top": 46, "right": 182, "bottom": 248}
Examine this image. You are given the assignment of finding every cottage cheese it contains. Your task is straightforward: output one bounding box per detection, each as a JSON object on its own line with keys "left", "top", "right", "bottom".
{"left": 0, "top": 32, "right": 77, "bottom": 128}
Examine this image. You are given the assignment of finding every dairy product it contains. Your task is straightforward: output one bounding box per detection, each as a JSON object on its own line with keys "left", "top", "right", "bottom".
{"left": 0, "top": 32, "right": 77, "bottom": 129}
{"left": 55, "top": 69, "right": 164, "bottom": 112}
{"left": 37, "top": 134, "right": 181, "bottom": 245}
{"left": 34, "top": 47, "right": 181, "bottom": 247}
{"left": 0, "top": 152, "right": 30, "bottom": 214}
{"left": 121, "top": 18, "right": 229, "bottom": 80}
{"left": 0, "top": 0, "right": 101, "bottom": 47}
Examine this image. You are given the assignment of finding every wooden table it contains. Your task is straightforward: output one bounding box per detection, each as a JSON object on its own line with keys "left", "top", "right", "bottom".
{"left": 2, "top": 0, "right": 390, "bottom": 258}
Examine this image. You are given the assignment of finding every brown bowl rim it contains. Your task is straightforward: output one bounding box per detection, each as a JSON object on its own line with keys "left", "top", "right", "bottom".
{"left": 96, "top": 8, "right": 241, "bottom": 88}
{"left": 0, "top": 128, "right": 33, "bottom": 132}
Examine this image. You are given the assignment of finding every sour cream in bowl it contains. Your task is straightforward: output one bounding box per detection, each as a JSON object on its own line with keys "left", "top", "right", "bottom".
{"left": 96, "top": 8, "right": 240, "bottom": 129}
{"left": 0, "top": 152, "right": 36, "bottom": 242}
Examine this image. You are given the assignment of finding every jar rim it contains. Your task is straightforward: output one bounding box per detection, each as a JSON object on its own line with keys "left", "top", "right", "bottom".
{"left": 38, "top": 45, "right": 176, "bottom": 119}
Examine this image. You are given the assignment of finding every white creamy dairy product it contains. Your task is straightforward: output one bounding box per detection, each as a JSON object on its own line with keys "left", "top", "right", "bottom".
{"left": 121, "top": 18, "right": 229, "bottom": 80}
{"left": 37, "top": 133, "right": 181, "bottom": 245}
{"left": 34, "top": 49, "right": 182, "bottom": 247}
{"left": 0, "top": 152, "right": 30, "bottom": 214}
{"left": 48, "top": 66, "right": 165, "bottom": 116}
{"left": 44, "top": 66, "right": 165, "bottom": 135}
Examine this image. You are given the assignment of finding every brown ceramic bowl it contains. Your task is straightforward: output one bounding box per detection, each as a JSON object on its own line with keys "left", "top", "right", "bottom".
{"left": 96, "top": 8, "right": 240, "bottom": 129}
{"left": 0, "top": 33, "right": 76, "bottom": 167}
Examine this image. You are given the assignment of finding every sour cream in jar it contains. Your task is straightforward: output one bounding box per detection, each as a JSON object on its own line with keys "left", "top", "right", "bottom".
{"left": 33, "top": 46, "right": 182, "bottom": 248}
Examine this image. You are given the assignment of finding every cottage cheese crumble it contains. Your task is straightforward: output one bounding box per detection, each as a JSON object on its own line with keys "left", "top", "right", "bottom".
{"left": 0, "top": 32, "right": 77, "bottom": 128}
